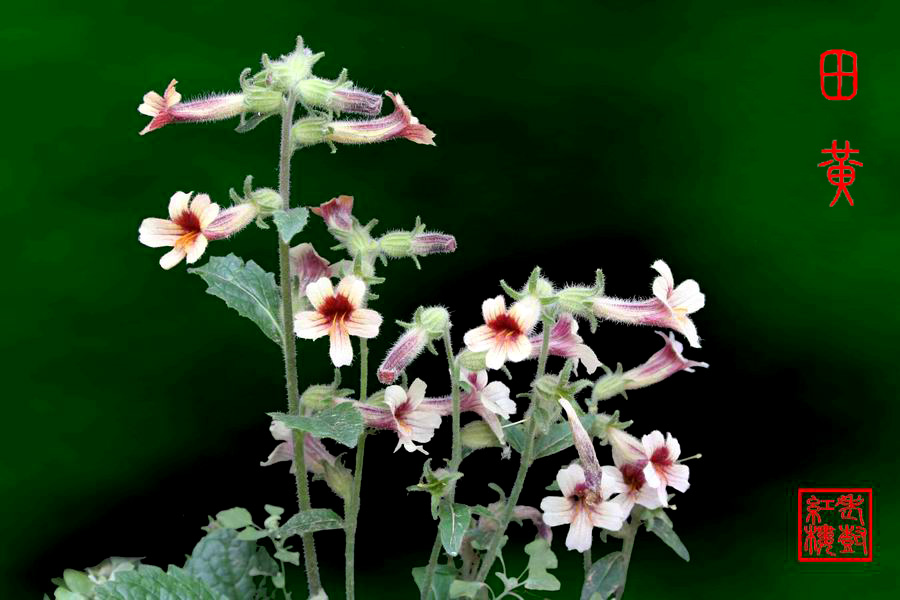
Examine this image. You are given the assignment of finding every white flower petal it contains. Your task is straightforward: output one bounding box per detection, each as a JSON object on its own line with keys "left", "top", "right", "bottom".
{"left": 642, "top": 431, "right": 667, "bottom": 456}
{"left": 345, "top": 308, "right": 382, "bottom": 338}
{"left": 540, "top": 496, "right": 573, "bottom": 526}
{"left": 505, "top": 334, "right": 533, "bottom": 363}
{"left": 556, "top": 464, "right": 585, "bottom": 498}
{"left": 329, "top": 324, "right": 353, "bottom": 367}
{"left": 190, "top": 193, "right": 212, "bottom": 218}
{"left": 565, "top": 506, "right": 593, "bottom": 552}
{"left": 463, "top": 325, "right": 495, "bottom": 353}
{"left": 666, "top": 433, "right": 682, "bottom": 461}
{"left": 642, "top": 463, "right": 662, "bottom": 489}
{"left": 484, "top": 343, "right": 507, "bottom": 370}
{"left": 666, "top": 464, "right": 690, "bottom": 492}
{"left": 676, "top": 315, "right": 701, "bottom": 348}
{"left": 652, "top": 275, "right": 671, "bottom": 302}
{"left": 637, "top": 484, "right": 666, "bottom": 509}
{"left": 197, "top": 202, "right": 221, "bottom": 230}
{"left": 651, "top": 260, "right": 674, "bottom": 291}
{"left": 336, "top": 275, "right": 366, "bottom": 308}
{"left": 575, "top": 344, "right": 601, "bottom": 375}
{"left": 509, "top": 296, "right": 541, "bottom": 332}
{"left": 480, "top": 381, "right": 514, "bottom": 418}
{"left": 168, "top": 192, "right": 191, "bottom": 220}
{"left": 588, "top": 500, "right": 627, "bottom": 532}
{"left": 184, "top": 234, "right": 208, "bottom": 264}
{"left": 139, "top": 218, "right": 183, "bottom": 248}
{"left": 481, "top": 296, "right": 506, "bottom": 323}
{"left": 407, "top": 378, "right": 428, "bottom": 405}
{"left": 670, "top": 279, "right": 704, "bottom": 313}
{"left": 475, "top": 370, "right": 488, "bottom": 390}
{"left": 306, "top": 277, "right": 335, "bottom": 310}
{"left": 383, "top": 386, "right": 408, "bottom": 411}
{"left": 294, "top": 311, "right": 330, "bottom": 340}
{"left": 159, "top": 247, "right": 186, "bottom": 270}
{"left": 599, "top": 466, "right": 628, "bottom": 499}
{"left": 610, "top": 493, "right": 636, "bottom": 516}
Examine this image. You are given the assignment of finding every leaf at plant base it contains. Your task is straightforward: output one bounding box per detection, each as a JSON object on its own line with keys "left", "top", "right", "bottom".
{"left": 269, "top": 403, "right": 364, "bottom": 448}
{"left": 412, "top": 565, "right": 456, "bottom": 600}
{"left": 272, "top": 207, "right": 309, "bottom": 243}
{"left": 523, "top": 538, "right": 561, "bottom": 591}
{"left": 184, "top": 528, "right": 267, "bottom": 599}
{"left": 580, "top": 552, "right": 625, "bottom": 600}
{"left": 189, "top": 254, "right": 283, "bottom": 346}
{"left": 448, "top": 580, "right": 487, "bottom": 599}
{"left": 278, "top": 508, "right": 344, "bottom": 538}
{"left": 645, "top": 516, "right": 690, "bottom": 561}
{"left": 438, "top": 503, "right": 472, "bottom": 557}
{"left": 215, "top": 507, "right": 254, "bottom": 529}
{"left": 95, "top": 565, "right": 217, "bottom": 600}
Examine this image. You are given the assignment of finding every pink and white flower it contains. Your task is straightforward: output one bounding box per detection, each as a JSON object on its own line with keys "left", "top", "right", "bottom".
{"left": 463, "top": 295, "right": 541, "bottom": 370}
{"left": 601, "top": 430, "right": 665, "bottom": 514}
{"left": 289, "top": 243, "right": 333, "bottom": 303}
{"left": 623, "top": 331, "right": 708, "bottom": 389}
{"left": 641, "top": 431, "right": 690, "bottom": 504}
{"left": 383, "top": 379, "right": 443, "bottom": 453}
{"left": 458, "top": 368, "right": 516, "bottom": 443}
{"left": 138, "top": 80, "right": 247, "bottom": 135}
{"left": 529, "top": 313, "right": 600, "bottom": 374}
{"left": 592, "top": 260, "right": 705, "bottom": 348}
{"left": 311, "top": 195, "right": 355, "bottom": 232}
{"left": 138, "top": 191, "right": 257, "bottom": 269}
{"left": 328, "top": 92, "right": 436, "bottom": 146}
{"left": 260, "top": 421, "right": 337, "bottom": 475}
{"left": 294, "top": 276, "right": 382, "bottom": 367}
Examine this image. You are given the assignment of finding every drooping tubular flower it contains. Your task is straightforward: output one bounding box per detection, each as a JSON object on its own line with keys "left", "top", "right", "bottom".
{"left": 592, "top": 260, "right": 705, "bottom": 348}
{"left": 261, "top": 421, "right": 353, "bottom": 500}
{"left": 289, "top": 243, "right": 333, "bottom": 308}
{"left": 294, "top": 276, "right": 382, "bottom": 367}
{"left": 291, "top": 92, "right": 436, "bottom": 148}
{"left": 458, "top": 368, "right": 516, "bottom": 443}
{"left": 529, "top": 313, "right": 601, "bottom": 374}
{"left": 138, "top": 80, "right": 249, "bottom": 135}
{"left": 382, "top": 379, "right": 443, "bottom": 453}
{"left": 138, "top": 191, "right": 257, "bottom": 269}
{"left": 593, "top": 331, "right": 709, "bottom": 401}
{"left": 540, "top": 398, "right": 628, "bottom": 551}
{"left": 463, "top": 295, "right": 541, "bottom": 370}
{"left": 377, "top": 307, "right": 450, "bottom": 384}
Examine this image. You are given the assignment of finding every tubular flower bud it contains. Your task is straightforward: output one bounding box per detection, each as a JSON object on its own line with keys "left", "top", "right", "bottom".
{"left": 289, "top": 243, "right": 333, "bottom": 304}
{"left": 264, "top": 36, "right": 325, "bottom": 92}
{"left": 557, "top": 398, "right": 601, "bottom": 488}
{"left": 296, "top": 76, "right": 383, "bottom": 116}
{"left": 593, "top": 260, "right": 705, "bottom": 348}
{"left": 529, "top": 313, "right": 600, "bottom": 374}
{"left": 138, "top": 192, "right": 257, "bottom": 269}
{"left": 138, "top": 80, "right": 248, "bottom": 135}
{"left": 377, "top": 306, "right": 450, "bottom": 384}
{"left": 411, "top": 233, "right": 457, "bottom": 256}
{"left": 464, "top": 295, "right": 541, "bottom": 370}
{"left": 311, "top": 195, "right": 355, "bottom": 232}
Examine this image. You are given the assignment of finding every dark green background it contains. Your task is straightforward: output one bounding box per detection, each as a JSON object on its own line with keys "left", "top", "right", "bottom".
{"left": 3, "top": 0, "right": 898, "bottom": 597}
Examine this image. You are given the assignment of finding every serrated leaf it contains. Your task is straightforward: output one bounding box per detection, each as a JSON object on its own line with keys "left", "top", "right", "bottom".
{"left": 412, "top": 565, "right": 456, "bottom": 600}
{"left": 269, "top": 403, "right": 364, "bottom": 448}
{"left": 216, "top": 507, "right": 254, "bottom": 529}
{"left": 438, "top": 503, "right": 472, "bottom": 557}
{"left": 184, "top": 528, "right": 265, "bottom": 599}
{"left": 95, "top": 565, "right": 217, "bottom": 600}
{"left": 278, "top": 508, "right": 344, "bottom": 538}
{"left": 189, "top": 254, "right": 283, "bottom": 346}
{"left": 272, "top": 207, "right": 309, "bottom": 243}
{"left": 523, "top": 538, "right": 560, "bottom": 591}
{"left": 580, "top": 552, "right": 625, "bottom": 600}
{"left": 645, "top": 517, "right": 690, "bottom": 561}
{"left": 448, "top": 580, "right": 486, "bottom": 598}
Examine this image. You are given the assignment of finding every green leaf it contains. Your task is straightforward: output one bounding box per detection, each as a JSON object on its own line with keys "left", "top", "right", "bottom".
{"left": 438, "top": 503, "right": 472, "bottom": 557}
{"left": 505, "top": 423, "right": 526, "bottom": 454}
{"left": 215, "top": 507, "right": 254, "bottom": 529}
{"left": 264, "top": 504, "right": 284, "bottom": 517}
{"left": 95, "top": 565, "right": 217, "bottom": 600}
{"left": 278, "top": 508, "right": 344, "bottom": 538}
{"left": 580, "top": 552, "right": 625, "bottom": 600}
{"left": 448, "top": 580, "right": 487, "bottom": 598}
{"left": 269, "top": 403, "right": 364, "bottom": 448}
{"left": 412, "top": 565, "right": 456, "bottom": 600}
{"left": 184, "top": 528, "right": 265, "bottom": 599}
{"left": 272, "top": 207, "right": 309, "bottom": 243}
{"left": 273, "top": 549, "right": 300, "bottom": 566}
{"left": 523, "top": 538, "right": 561, "bottom": 591}
{"left": 534, "top": 414, "right": 595, "bottom": 460}
{"left": 645, "top": 517, "right": 690, "bottom": 561}
{"left": 236, "top": 528, "right": 268, "bottom": 541}
{"left": 189, "top": 254, "right": 283, "bottom": 346}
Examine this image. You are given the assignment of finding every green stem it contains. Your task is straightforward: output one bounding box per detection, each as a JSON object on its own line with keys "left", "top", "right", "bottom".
{"left": 615, "top": 508, "right": 643, "bottom": 599}
{"left": 345, "top": 337, "right": 370, "bottom": 600}
{"left": 276, "top": 90, "right": 322, "bottom": 596}
{"left": 583, "top": 548, "right": 592, "bottom": 577}
{"left": 421, "top": 328, "right": 463, "bottom": 600}
{"left": 475, "top": 317, "right": 552, "bottom": 583}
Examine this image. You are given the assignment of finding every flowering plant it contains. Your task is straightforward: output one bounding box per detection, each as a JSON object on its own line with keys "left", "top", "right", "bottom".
{"left": 49, "top": 36, "right": 708, "bottom": 600}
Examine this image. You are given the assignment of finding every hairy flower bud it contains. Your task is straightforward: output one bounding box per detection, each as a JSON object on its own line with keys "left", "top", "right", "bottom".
{"left": 377, "top": 306, "right": 449, "bottom": 384}
{"left": 557, "top": 286, "right": 596, "bottom": 319}
{"left": 419, "top": 306, "right": 450, "bottom": 336}
{"left": 457, "top": 349, "right": 487, "bottom": 372}
{"left": 460, "top": 420, "right": 501, "bottom": 449}
{"left": 411, "top": 233, "right": 457, "bottom": 256}
{"left": 322, "top": 460, "right": 353, "bottom": 501}
{"left": 300, "top": 384, "right": 338, "bottom": 411}
{"left": 264, "top": 36, "right": 325, "bottom": 93}
{"left": 296, "top": 75, "right": 382, "bottom": 116}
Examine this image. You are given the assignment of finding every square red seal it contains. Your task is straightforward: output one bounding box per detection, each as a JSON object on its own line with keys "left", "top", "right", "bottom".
{"left": 798, "top": 488, "right": 873, "bottom": 562}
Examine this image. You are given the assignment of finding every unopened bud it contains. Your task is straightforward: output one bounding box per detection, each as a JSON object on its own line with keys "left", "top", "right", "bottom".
{"left": 377, "top": 328, "right": 428, "bottom": 384}
{"left": 461, "top": 421, "right": 501, "bottom": 449}
{"left": 533, "top": 277, "right": 555, "bottom": 300}
{"left": 243, "top": 83, "right": 283, "bottom": 114}
{"left": 419, "top": 306, "right": 450, "bottom": 336}
{"left": 458, "top": 349, "right": 487, "bottom": 372}
{"left": 301, "top": 384, "right": 337, "bottom": 411}
{"left": 248, "top": 188, "right": 283, "bottom": 216}
{"left": 411, "top": 233, "right": 457, "bottom": 256}
{"left": 264, "top": 36, "right": 325, "bottom": 92}
{"left": 296, "top": 76, "right": 382, "bottom": 116}
{"left": 291, "top": 116, "right": 331, "bottom": 148}
{"left": 378, "top": 231, "right": 413, "bottom": 258}
{"left": 322, "top": 460, "right": 353, "bottom": 501}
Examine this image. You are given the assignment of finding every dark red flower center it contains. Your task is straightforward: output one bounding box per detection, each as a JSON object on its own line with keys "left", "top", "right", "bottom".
{"left": 174, "top": 210, "right": 202, "bottom": 232}
{"left": 650, "top": 446, "right": 671, "bottom": 466}
{"left": 319, "top": 294, "right": 354, "bottom": 322}
{"left": 620, "top": 463, "right": 646, "bottom": 490}
{"left": 488, "top": 313, "right": 522, "bottom": 338}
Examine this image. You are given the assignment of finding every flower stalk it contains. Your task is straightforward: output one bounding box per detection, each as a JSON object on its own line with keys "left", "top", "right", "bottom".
{"left": 345, "top": 337, "right": 370, "bottom": 600}
{"left": 615, "top": 507, "right": 644, "bottom": 600}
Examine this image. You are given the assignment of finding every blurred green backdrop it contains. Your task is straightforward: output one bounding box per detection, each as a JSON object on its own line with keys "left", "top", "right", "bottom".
{"left": 2, "top": 0, "right": 898, "bottom": 597}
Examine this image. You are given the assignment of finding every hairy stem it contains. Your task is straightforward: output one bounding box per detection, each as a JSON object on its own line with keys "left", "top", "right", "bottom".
{"left": 276, "top": 90, "right": 322, "bottom": 595}
{"left": 475, "top": 318, "right": 552, "bottom": 583}
{"left": 345, "top": 337, "right": 370, "bottom": 600}
{"left": 420, "top": 328, "right": 463, "bottom": 599}
{"left": 583, "top": 548, "right": 592, "bottom": 578}
{"left": 615, "top": 508, "right": 643, "bottom": 599}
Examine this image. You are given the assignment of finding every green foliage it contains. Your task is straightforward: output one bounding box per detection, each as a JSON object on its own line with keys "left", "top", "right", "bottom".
{"left": 522, "top": 538, "right": 560, "bottom": 591}
{"left": 189, "top": 254, "right": 283, "bottom": 345}
{"left": 408, "top": 459, "right": 465, "bottom": 518}
{"left": 214, "top": 507, "right": 254, "bottom": 529}
{"left": 278, "top": 508, "right": 344, "bottom": 537}
{"left": 269, "top": 402, "right": 364, "bottom": 447}
{"left": 94, "top": 566, "right": 217, "bottom": 600}
{"left": 412, "top": 564, "right": 456, "bottom": 600}
{"left": 184, "top": 528, "right": 269, "bottom": 599}
{"left": 580, "top": 552, "right": 626, "bottom": 600}
{"left": 438, "top": 503, "right": 472, "bottom": 557}
{"left": 272, "top": 207, "right": 309, "bottom": 243}
{"left": 448, "top": 580, "right": 487, "bottom": 598}
{"left": 506, "top": 414, "right": 595, "bottom": 460}
{"left": 643, "top": 510, "right": 690, "bottom": 561}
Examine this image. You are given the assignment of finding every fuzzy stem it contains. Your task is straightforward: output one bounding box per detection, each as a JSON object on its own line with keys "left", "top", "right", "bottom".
{"left": 276, "top": 90, "right": 322, "bottom": 596}
{"left": 420, "top": 328, "right": 462, "bottom": 600}
{"left": 475, "top": 317, "right": 552, "bottom": 583}
{"left": 583, "top": 548, "right": 592, "bottom": 578}
{"left": 345, "top": 337, "right": 370, "bottom": 600}
{"left": 615, "top": 508, "right": 643, "bottom": 599}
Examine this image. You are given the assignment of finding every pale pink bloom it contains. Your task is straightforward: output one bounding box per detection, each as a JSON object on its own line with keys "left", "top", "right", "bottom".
{"left": 540, "top": 464, "right": 628, "bottom": 552}
{"left": 641, "top": 431, "right": 690, "bottom": 504}
{"left": 327, "top": 92, "right": 436, "bottom": 146}
{"left": 622, "top": 331, "right": 708, "bottom": 389}
{"left": 289, "top": 243, "right": 333, "bottom": 298}
{"left": 383, "top": 379, "right": 443, "bottom": 453}
{"left": 592, "top": 260, "right": 705, "bottom": 348}
{"left": 463, "top": 295, "right": 541, "bottom": 370}
{"left": 294, "top": 276, "right": 382, "bottom": 367}
{"left": 529, "top": 313, "right": 600, "bottom": 374}
{"left": 138, "top": 80, "right": 246, "bottom": 135}
{"left": 458, "top": 368, "right": 516, "bottom": 443}
{"left": 606, "top": 427, "right": 649, "bottom": 466}
{"left": 377, "top": 328, "right": 428, "bottom": 384}
{"left": 311, "top": 195, "right": 355, "bottom": 232}
{"left": 604, "top": 428, "right": 664, "bottom": 513}
{"left": 138, "top": 191, "right": 257, "bottom": 269}
{"left": 260, "top": 421, "right": 337, "bottom": 475}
